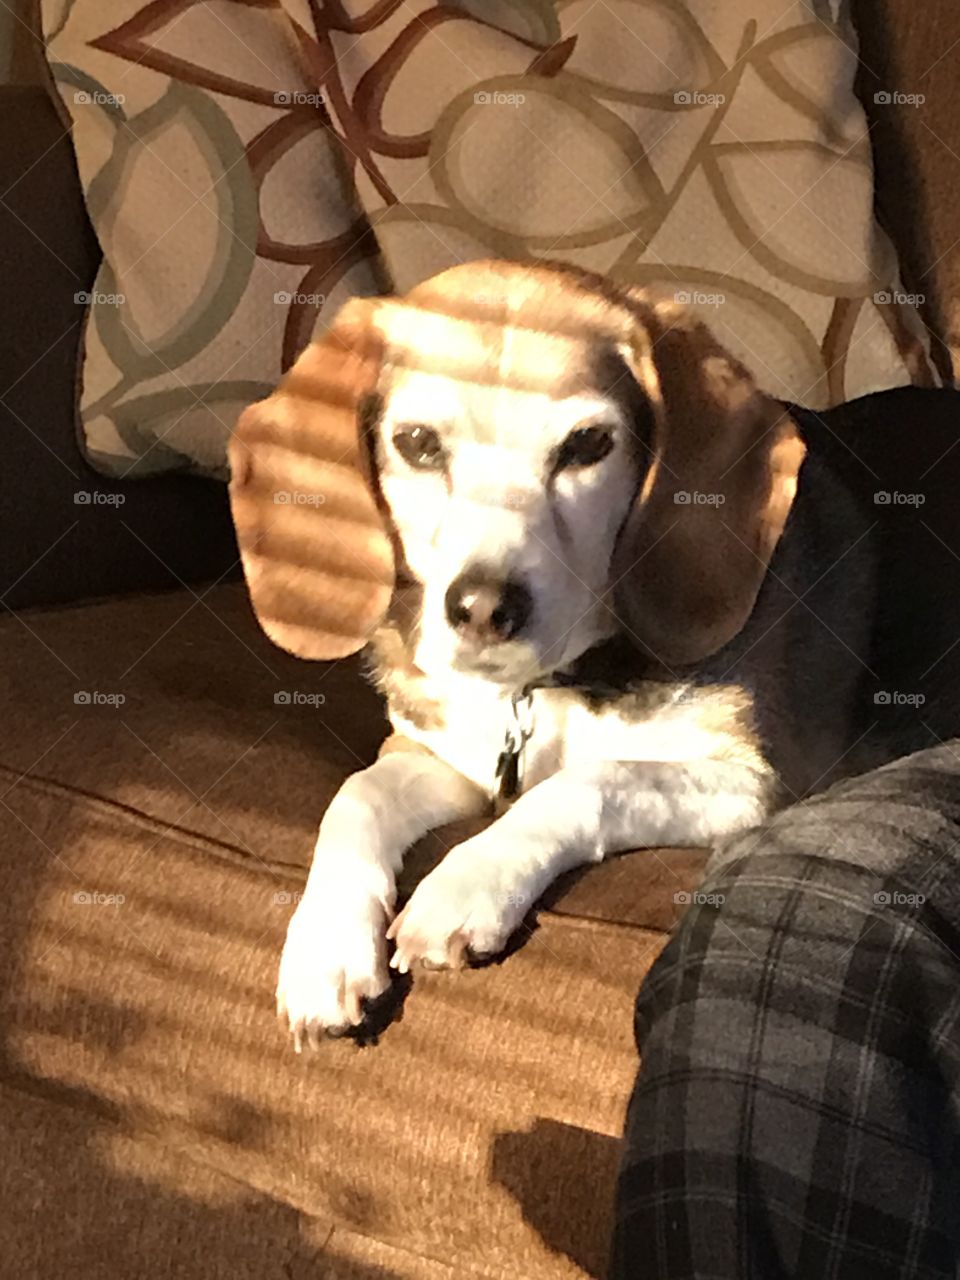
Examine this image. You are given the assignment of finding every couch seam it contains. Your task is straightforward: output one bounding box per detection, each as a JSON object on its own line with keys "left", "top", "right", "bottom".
{"left": 0, "top": 760, "right": 675, "bottom": 940}
{"left": 0, "top": 758, "right": 303, "bottom": 879}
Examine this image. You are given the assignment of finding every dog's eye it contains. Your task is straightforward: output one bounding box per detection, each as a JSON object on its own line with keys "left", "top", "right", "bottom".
{"left": 392, "top": 424, "right": 447, "bottom": 471}
{"left": 553, "top": 426, "right": 615, "bottom": 472}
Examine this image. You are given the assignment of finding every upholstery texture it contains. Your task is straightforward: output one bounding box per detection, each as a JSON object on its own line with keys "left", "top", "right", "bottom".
{"left": 0, "top": 582, "right": 706, "bottom": 1278}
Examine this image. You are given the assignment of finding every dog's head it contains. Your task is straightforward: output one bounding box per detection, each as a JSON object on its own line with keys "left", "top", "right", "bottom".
{"left": 230, "top": 261, "right": 805, "bottom": 682}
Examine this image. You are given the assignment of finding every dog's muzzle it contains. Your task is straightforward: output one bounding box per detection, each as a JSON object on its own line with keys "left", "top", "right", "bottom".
{"left": 444, "top": 571, "right": 532, "bottom": 646}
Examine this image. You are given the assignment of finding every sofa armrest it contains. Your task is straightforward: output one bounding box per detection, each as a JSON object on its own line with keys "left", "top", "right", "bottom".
{"left": 0, "top": 86, "right": 238, "bottom": 611}
{"left": 854, "top": 0, "right": 960, "bottom": 379}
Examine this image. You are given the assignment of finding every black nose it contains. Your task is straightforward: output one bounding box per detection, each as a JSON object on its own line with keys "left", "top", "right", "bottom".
{"left": 444, "top": 572, "right": 532, "bottom": 644}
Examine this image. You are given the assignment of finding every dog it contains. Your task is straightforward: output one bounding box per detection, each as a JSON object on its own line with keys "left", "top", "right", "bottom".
{"left": 230, "top": 259, "right": 960, "bottom": 1049}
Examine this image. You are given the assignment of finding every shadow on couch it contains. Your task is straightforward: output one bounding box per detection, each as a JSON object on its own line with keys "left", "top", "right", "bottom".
{"left": 492, "top": 1119, "right": 622, "bottom": 1280}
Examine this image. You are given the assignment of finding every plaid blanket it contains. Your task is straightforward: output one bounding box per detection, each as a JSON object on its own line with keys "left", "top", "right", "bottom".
{"left": 612, "top": 741, "right": 960, "bottom": 1279}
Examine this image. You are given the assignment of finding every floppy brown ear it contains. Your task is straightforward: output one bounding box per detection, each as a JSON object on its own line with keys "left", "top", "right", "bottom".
{"left": 613, "top": 301, "right": 807, "bottom": 667}
{"left": 228, "top": 298, "right": 395, "bottom": 660}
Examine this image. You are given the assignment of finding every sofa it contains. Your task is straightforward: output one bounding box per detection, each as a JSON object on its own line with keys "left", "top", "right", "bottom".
{"left": 2, "top": 5, "right": 960, "bottom": 1276}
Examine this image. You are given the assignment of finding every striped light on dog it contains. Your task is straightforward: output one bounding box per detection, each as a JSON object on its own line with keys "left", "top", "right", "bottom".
{"left": 228, "top": 299, "right": 395, "bottom": 660}
{"left": 230, "top": 259, "right": 806, "bottom": 667}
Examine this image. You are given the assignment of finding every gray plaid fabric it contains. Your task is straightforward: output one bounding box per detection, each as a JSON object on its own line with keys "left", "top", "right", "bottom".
{"left": 611, "top": 742, "right": 960, "bottom": 1279}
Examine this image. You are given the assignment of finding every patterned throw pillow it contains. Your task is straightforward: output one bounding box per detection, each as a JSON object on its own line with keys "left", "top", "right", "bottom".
{"left": 42, "top": 0, "right": 937, "bottom": 478}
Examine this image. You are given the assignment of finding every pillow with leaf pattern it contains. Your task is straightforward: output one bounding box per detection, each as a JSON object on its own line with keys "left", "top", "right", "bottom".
{"left": 41, "top": 0, "right": 936, "bottom": 478}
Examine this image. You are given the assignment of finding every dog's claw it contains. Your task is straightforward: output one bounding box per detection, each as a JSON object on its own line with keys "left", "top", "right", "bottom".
{"left": 344, "top": 985, "right": 362, "bottom": 1026}
{"left": 387, "top": 842, "right": 525, "bottom": 972}
{"left": 391, "top": 923, "right": 470, "bottom": 973}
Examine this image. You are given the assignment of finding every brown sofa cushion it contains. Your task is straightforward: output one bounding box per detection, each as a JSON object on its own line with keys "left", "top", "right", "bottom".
{"left": 0, "top": 584, "right": 706, "bottom": 1278}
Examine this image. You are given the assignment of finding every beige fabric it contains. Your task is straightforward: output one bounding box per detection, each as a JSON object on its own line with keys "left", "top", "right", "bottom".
{"left": 0, "top": 583, "right": 707, "bottom": 1278}
{"left": 315, "top": 0, "right": 935, "bottom": 406}
{"left": 41, "top": 0, "right": 936, "bottom": 478}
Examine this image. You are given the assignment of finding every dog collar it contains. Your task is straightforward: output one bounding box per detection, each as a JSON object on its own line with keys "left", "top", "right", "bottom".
{"left": 493, "top": 639, "right": 669, "bottom": 801}
{"left": 494, "top": 648, "right": 630, "bottom": 801}
{"left": 530, "top": 635, "right": 671, "bottom": 701}
{"left": 495, "top": 687, "right": 535, "bottom": 802}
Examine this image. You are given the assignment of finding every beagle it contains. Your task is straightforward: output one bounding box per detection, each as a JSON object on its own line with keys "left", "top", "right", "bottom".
{"left": 229, "top": 260, "right": 960, "bottom": 1048}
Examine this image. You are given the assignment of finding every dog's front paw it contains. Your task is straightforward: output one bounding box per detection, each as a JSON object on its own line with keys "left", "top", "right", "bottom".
{"left": 387, "top": 841, "right": 528, "bottom": 973}
{"left": 277, "top": 894, "right": 390, "bottom": 1050}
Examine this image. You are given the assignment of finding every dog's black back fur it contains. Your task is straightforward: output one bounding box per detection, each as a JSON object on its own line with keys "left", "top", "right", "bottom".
{"left": 709, "top": 387, "right": 960, "bottom": 800}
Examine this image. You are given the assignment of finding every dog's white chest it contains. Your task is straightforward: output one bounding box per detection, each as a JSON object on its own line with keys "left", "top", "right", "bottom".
{"left": 390, "top": 678, "right": 745, "bottom": 800}
{"left": 391, "top": 676, "right": 546, "bottom": 797}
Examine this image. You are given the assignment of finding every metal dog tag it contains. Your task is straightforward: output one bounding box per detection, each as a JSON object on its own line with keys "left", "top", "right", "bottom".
{"left": 495, "top": 746, "right": 521, "bottom": 800}
{"left": 495, "top": 689, "right": 535, "bottom": 803}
